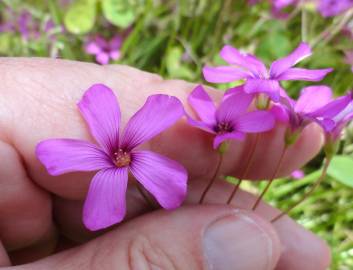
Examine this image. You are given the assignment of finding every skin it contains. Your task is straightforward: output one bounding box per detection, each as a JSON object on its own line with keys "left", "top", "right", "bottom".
{"left": 0, "top": 58, "right": 330, "bottom": 269}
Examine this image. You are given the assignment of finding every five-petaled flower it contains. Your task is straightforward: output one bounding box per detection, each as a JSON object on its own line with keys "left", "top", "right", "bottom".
{"left": 36, "top": 84, "right": 188, "bottom": 231}
{"left": 319, "top": 91, "right": 353, "bottom": 142}
{"left": 187, "top": 85, "right": 276, "bottom": 149}
{"left": 84, "top": 35, "right": 123, "bottom": 65}
{"left": 272, "top": 86, "right": 352, "bottom": 143}
{"left": 203, "top": 43, "right": 332, "bottom": 102}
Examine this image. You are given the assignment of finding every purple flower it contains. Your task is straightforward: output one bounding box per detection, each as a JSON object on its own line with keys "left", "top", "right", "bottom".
{"left": 273, "top": 86, "right": 352, "bottom": 137}
{"left": 273, "top": 0, "right": 298, "bottom": 9}
{"left": 17, "top": 10, "right": 42, "bottom": 40}
{"left": 36, "top": 84, "right": 187, "bottom": 231}
{"left": 187, "top": 85, "right": 276, "bottom": 149}
{"left": 84, "top": 35, "right": 123, "bottom": 65}
{"left": 203, "top": 43, "right": 332, "bottom": 102}
{"left": 270, "top": 0, "right": 299, "bottom": 19}
{"left": 320, "top": 91, "right": 353, "bottom": 141}
{"left": 291, "top": 169, "right": 305, "bottom": 179}
{"left": 318, "top": 0, "right": 353, "bottom": 17}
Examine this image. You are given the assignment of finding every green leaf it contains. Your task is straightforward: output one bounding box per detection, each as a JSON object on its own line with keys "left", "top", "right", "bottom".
{"left": 101, "top": 0, "right": 136, "bottom": 28}
{"left": 165, "top": 46, "right": 193, "bottom": 80}
{"left": 0, "top": 33, "right": 13, "bottom": 54}
{"left": 64, "top": 0, "right": 97, "bottom": 34}
{"left": 327, "top": 155, "right": 353, "bottom": 188}
{"left": 225, "top": 176, "right": 238, "bottom": 185}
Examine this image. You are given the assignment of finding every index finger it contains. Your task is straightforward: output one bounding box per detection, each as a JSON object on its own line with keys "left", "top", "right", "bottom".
{"left": 0, "top": 58, "right": 323, "bottom": 199}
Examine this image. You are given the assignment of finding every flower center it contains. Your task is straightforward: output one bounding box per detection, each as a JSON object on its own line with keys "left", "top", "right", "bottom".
{"left": 215, "top": 122, "right": 233, "bottom": 134}
{"left": 113, "top": 149, "right": 131, "bottom": 168}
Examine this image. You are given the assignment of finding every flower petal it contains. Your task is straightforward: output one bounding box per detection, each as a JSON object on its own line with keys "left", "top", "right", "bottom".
{"left": 275, "top": 67, "right": 333, "bottom": 81}
{"left": 318, "top": 118, "right": 336, "bottom": 132}
{"left": 236, "top": 111, "right": 275, "bottom": 133}
{"left": 270, "top": 43, "right": 312, "bottom": 78}
{"left": 202, "top": 66, "right": 249, "bottom": 83}
{"left": 121, "top": 95, "right": 184, "bottom": 151}
{"left": 130, "top": 151, "right": 187, "bottom": 209}
{"left": 109, "top": 35, "right": 122, "bottom": 49}
{"left": 216, "top": 90, "right": 254, "bottom": 123}
{"left": 78, "top": 84, "right": 120, "bottom": 154}
{"left": 318, "top": 0, "right": 353, "bottom": 17}
{"left": 295, "top": 86, "right": 333, "bottom": 114}
{"left": 244, "top": 79, "right": 281, "bottom": 102}
{"left": 83, "top": 168, "right": 128, "bottom": 231}
{"left": 36, "top": 139, "right": 112, "bottom": 176}
{"left": 309, "top": 94, "right": 352, "bottom": 119}
{"left": 187, "top": 85, "right": 216, "bottom": 125}
{"left": 223, "top": 85, "right": 248, "bottom": 101}
{"left": 213, "top": 132, "right": 245, "bottom": 149}
{"left": 109, "top": 50, "right": 121, "bottom": 60}
{"left": 270, "top": 104, "right": 290, "bottom": 123}
{"left": 96, "top": 52, "right": 110, "bottom": 65}
{"left": 85, "top": 41, "right": 102, "bottom": 55}
{"left": 333, "top": 101, "right": 353, "bottom": 122}
{"left": 220, "top": 45, "right": 267, "bottom": 76}
{"left": 186, "top": 115, "right": 215, "bottom": 134}
{"left": 94, "top": 36, "right": 109, "bottom": 48}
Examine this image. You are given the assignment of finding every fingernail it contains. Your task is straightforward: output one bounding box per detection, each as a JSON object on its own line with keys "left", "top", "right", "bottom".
{"left": 203, "top": 210, "right": 278, "bottom": 270}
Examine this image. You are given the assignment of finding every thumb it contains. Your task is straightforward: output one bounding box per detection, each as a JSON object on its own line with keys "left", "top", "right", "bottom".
{"left": 8, "top": 206, "right": 281, "bottom": 270}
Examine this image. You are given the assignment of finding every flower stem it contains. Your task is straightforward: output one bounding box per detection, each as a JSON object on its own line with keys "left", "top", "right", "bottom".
{"left": 311, "top": 8, "right": 353, "bottom": 48}
{"left": 136, "top": 182, "right": 155, "bottom": 209}
{"left": 199, "top": 152, "right": 224, "bottom": 204}
{"left": 301, "top": 6, "right": 308, "bottom": 42}
{"left": 271, "top": 158, "right": 331, "bottom": 223}
{"left": 226, "top": 134, "right": 260, "bottom": 204}
{"left": 252, "top": 145, "right": 288, "bottom": 211}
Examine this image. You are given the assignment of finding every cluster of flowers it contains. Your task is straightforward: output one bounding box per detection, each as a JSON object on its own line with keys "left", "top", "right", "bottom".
{"left": 250, "top": 0, "right": 353, "bottom": 18}
{"left": 0, "top": 9, "right": 57, "bottom": 41}
{"left": 36, "top": 42, "right": 353, "bottom": 231}
{"left": 0, "top": 7, "right": 124, "bottom": 65}
{"left": 84, "top": 34, "right": 124, "bottom": 65}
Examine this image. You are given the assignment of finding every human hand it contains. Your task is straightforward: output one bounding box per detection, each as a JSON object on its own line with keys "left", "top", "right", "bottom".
{"left": 0, "top": 58, "right": 330, "bottom": 269}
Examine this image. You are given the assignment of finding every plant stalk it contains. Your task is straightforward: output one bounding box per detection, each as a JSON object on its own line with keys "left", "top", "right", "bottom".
{"left": 252, "top": 145, "right": 288, "bottom": 210}
{"left": 227, "top": 134, "right": 260, "bottom": 204}
{"left": 199, "top": 152, "right": 224, "bottom": 204}
{"left": 271, "top": 158, "right": 331, "bottom": 222}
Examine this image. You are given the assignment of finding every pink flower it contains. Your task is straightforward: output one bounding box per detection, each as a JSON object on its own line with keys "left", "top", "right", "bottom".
{"left": 273, "top": 0, "right": 298, "bottom": 9}
{"left": 203, "top": 43, "right": 332, "bottom": 102}
{"left": 321, "top": 91, "right": 353, "bottom": 142}
{"left": 84, "top": 35, "right": 123, "bottom": 65}
{"left": 272, "top": 86, "right": 352, "bottom": 135}
{"left": 318, "top": 0, "right": 353, "bottom": 17}
{"left": 187, "top": 85, "right": 276, "bottom": 149}
{"left": 291, "top": 169, "right": 305, "bottom": 179}
{"left": 36, "top": 84, "right": 187, "bottom": 231}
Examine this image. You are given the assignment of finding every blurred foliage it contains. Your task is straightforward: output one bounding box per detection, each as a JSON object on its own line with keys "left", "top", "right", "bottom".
{"left": 1, "top": 0, "right": 353, "bottom": 269}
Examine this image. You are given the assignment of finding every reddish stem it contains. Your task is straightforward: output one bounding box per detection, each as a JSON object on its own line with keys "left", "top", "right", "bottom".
{"left": 199, "top": 153, "right": 224, "bottom": 204}
{"left": 252, "top": 145, "right": 288, "bottom": 211}
{"left": 227, "top": 134, "right": 260, "bottom": 205}
{"left": 271, "top": 158, "right": 331, "bottom": 222}
{"left": 136, "top": 182, "right": 155, "bottom": 209}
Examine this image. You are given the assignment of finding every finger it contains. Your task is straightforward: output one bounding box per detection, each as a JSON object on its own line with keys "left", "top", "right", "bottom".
{"left": 0, "top": 59, "right": 320, "bottom": 192}
{"left": 188, "top": 180, "right": 331, "bottom": 270}
{"left": 52, "top": 178, "right": 330, "bottom": 270}
{"left": 0, "top": 241, "right": 10, "bottom": 267}
{"left": 0, "top": 140, "right": 56, "bottom": 263}
{"left": 6, "top": 206, "right": 280, "bottom": 270}
{"left": 0, "top": 58, "right": 322, "bottom": 254}
{"left": 0, "top": 58, "right": 322, "bottom": 199}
